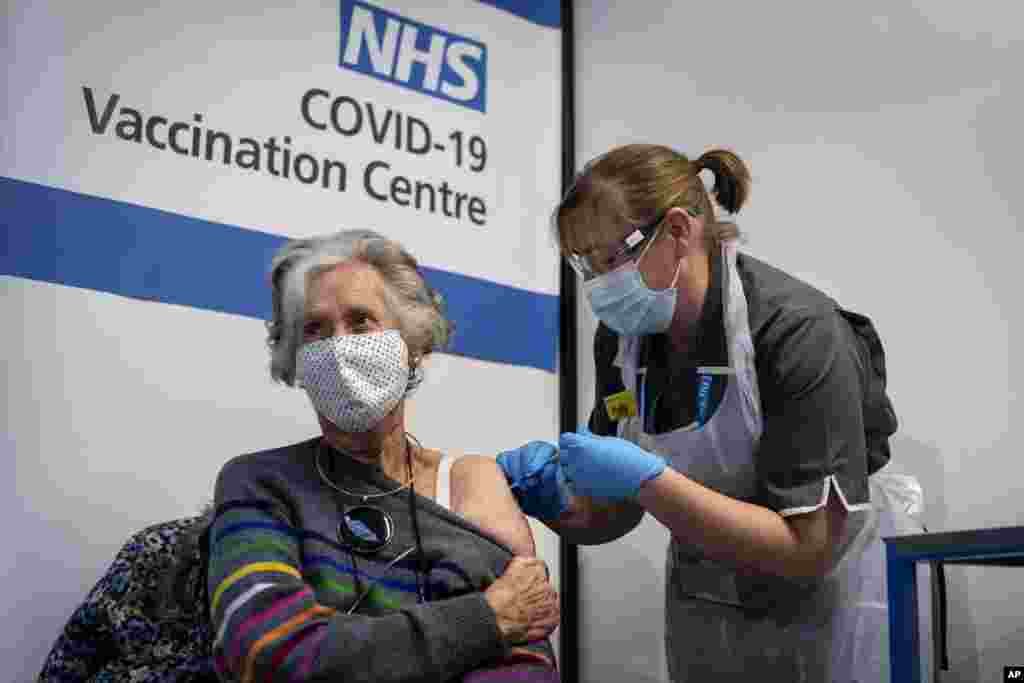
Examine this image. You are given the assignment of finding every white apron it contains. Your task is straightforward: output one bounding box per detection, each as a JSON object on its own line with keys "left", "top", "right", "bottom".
{"left": 614, "top": 242, "right": 926, "bottom": 682}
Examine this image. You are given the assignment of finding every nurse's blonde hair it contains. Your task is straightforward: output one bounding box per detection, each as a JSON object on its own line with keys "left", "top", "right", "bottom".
{"left": 555, "top": 144, "right": 751, "bottom": 257}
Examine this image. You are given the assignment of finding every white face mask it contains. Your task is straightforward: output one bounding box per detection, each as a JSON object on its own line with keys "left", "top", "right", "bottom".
{"left": 296, "top": 330, "right": 410, "bottom": 433}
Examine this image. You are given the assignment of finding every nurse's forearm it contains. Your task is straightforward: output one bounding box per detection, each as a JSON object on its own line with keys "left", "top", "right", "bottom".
{"left": 636, "top": 468, "right": 838, "bottom": 579}
{"left": 542, "top": 496, "right": 646, "bottom": 545}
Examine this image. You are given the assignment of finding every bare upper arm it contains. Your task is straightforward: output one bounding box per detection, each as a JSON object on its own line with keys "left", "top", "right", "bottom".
{"left": 449, "top": 455, "right": 536, "bottom": 557}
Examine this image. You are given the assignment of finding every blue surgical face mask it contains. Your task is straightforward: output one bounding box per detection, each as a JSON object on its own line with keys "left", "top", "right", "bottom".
{"left": 583, "top": 231, "right": 682, "bottom": 336}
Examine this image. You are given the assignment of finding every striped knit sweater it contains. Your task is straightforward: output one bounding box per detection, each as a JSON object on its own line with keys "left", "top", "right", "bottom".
{"left": 207, "top": 437, "right": 555, "bottom": 683}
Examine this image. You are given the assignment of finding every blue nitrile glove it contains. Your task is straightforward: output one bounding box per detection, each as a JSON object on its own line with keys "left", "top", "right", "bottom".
{"left": 497, "top": 440, "right": 570, "bottom": 520}
{"left": 558, "top": 428, "right": 666, "bottom": 500}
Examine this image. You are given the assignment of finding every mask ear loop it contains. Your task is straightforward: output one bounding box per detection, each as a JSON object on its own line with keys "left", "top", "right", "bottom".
{"left": 405, "top": 357, "right": 424, "bottom": 395}
{"left": 666, "top": 252, "right": 684, "bottom": 290}
{"left": 664, "top": 205, "right": 704, "bottom": 288}
{"left": 636, "top": 219, "right": 685, "bottom": 291}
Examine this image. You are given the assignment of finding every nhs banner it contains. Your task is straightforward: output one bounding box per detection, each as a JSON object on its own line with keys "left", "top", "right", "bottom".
{"left": 340, "top": 1, "right": 488, "bottom": 112}
{"left": 1, "top": 1, "right": 562, "bottom": 679}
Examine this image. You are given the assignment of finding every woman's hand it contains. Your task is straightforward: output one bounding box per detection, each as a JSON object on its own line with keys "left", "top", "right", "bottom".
{"left": 558, "top": 429, "right": 666, "bottom": 500}
{"left": 496, "top": 441, "right": 569, "bottom": 520}
{"left": 484, "top": 557, "right": 560, "bottom": 644}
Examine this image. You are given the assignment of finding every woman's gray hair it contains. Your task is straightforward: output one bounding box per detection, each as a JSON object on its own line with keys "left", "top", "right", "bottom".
{"left": 266, "top": 229, "right": 453, "bottom": 386}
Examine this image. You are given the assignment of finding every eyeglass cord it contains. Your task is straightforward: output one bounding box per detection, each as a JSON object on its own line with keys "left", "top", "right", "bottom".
{"left": 346, "top": 546, "right": 418, "bottom": 614}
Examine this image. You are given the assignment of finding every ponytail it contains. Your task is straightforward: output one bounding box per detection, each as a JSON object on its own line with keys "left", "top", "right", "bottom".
{"left": 695, "top": 149, "right": 750, "bottom": 214}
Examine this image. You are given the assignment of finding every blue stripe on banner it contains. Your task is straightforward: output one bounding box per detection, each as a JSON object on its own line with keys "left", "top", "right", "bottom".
{"left": 0, "top": 176, "right": 558, "bottom": 372}
{"left": 476, "top": 0, "right": 560, "bottom": 28}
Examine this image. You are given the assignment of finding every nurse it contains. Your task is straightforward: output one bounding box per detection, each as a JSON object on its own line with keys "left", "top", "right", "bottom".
{"left": 499, "top": 144, "right": 909, "bottom": 681}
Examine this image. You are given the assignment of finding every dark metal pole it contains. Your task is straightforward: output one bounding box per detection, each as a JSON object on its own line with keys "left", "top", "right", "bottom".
{"left": 558, "top": 1, "right": 579, "bottom": 681}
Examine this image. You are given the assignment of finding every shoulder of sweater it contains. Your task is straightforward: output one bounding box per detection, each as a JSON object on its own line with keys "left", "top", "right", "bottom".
{"left": 214, "top": 437, "right": 320, "bottom": 499}
{"left": 219, "top": 438, "right": 318, "bottom": 473}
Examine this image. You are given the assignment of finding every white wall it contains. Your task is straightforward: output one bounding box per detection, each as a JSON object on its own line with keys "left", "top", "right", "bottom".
{"left": 574, "top": 1, "right": 1024, "bottom": 681}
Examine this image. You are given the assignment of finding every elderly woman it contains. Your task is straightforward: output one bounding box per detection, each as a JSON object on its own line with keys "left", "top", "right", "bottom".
{"left": 207, "top": 229, "right": 560, "bottom": 683}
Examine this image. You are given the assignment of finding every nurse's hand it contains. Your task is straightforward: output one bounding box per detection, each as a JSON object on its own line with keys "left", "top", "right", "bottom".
{"left": 558, "top": 429, "right": 666, "bottom": 500}
{"left": 497, "top": 441, "right": 570, "bottom": 520}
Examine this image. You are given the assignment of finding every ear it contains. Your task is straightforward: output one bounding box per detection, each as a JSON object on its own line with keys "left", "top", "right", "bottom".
{"left": 664, "top": 206, "right": 703, "bottom": 252}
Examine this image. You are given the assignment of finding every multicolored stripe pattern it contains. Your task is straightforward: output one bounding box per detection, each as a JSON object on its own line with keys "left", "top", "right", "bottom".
{"left": 208, "top": 500, "right": 446, "bottom": 682}
{"left": 209, "top": 493, "right": 556, "bottom": 682}
{"left": 209, "top": 503, "right": 326, "bottom": 682}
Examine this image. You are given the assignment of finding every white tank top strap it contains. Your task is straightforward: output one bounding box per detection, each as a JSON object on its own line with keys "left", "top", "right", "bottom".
{"left": 434, "top": 453, "right": 462, "bottom": 511}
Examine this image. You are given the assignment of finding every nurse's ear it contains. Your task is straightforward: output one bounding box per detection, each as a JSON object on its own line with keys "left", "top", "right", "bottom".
{"left": 664, "top": 206, "right": 705, "bottom": 255}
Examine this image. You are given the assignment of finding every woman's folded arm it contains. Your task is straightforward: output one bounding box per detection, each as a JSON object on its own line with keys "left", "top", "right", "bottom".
{"left": 208, "top": 498, "right": 505, "bottom": 683}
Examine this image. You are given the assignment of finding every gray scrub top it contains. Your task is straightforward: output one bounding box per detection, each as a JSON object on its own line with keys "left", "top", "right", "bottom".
{"left": 588, "top": 247, "right": 898, "bottom": 514}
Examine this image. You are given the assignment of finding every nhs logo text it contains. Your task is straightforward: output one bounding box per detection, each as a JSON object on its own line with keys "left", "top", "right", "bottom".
{"left": 339, "top": 1, "right": 488, "bottom": 113}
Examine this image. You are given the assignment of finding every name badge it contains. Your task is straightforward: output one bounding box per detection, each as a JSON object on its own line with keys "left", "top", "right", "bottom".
{"left": 603, "top": 390, "right": 638, "bottom": 422}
